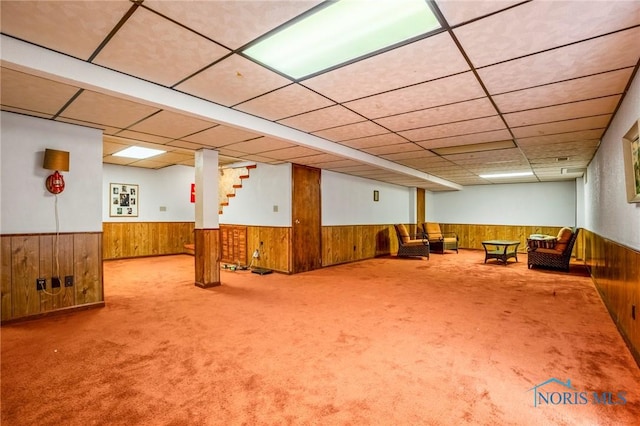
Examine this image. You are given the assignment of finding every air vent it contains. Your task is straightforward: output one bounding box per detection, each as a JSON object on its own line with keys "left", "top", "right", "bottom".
{"left": 556, "top": 157, "right": 569, "bottom": 162}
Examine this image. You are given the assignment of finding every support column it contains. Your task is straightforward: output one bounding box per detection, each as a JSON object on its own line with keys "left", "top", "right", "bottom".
{"left": 194, "top": 149, "right": 220, "bottom": 288}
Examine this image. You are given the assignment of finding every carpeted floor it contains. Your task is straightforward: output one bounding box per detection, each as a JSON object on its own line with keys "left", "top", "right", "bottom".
{"left": 1, "top": 250, "right": 639, "bottom": 425}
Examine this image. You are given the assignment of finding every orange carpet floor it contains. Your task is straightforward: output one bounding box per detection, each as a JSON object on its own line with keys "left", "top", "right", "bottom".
{"left": 2, "top": 250, "right": 639, "bottom": 425}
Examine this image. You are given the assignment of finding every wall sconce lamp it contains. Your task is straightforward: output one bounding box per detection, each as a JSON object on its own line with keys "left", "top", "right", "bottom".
{"left": 43, "top": 149, "right": 70, "bottom": 194}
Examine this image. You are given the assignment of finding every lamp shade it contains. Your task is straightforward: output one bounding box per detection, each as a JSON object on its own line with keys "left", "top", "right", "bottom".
{"left": 43, "top": 149, "right": 70, "bottom": 171}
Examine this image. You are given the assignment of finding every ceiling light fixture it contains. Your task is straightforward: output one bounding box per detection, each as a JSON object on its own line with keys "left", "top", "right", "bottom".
{"left": 479, "top": 171, "right": 534, "bottom": 179}
{"left": 242, "top": 0, "right": 441, "bottom": 80}
{"left": 113, "top": 146, "right": 166, "bottom": 159}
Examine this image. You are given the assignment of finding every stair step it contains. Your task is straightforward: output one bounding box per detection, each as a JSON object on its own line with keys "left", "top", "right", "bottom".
{"left": 227, "top": 193, "right": 235, "bottom": 198}
{"left": 232, "top": 184, "right": 242, "bottom": 189}
{"left": 246, "top": 164, "right": 257, "bottom": 169}
{"left": 221, "top": 202, "right": 229, "bottom": 206}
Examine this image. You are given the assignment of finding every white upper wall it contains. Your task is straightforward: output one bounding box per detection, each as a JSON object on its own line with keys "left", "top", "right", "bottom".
{"left": 220, "top": 163, "right": 292, "bottom": 227}
{"left": 322, "top": 170, "right": 415, "bottom": 225}
{"left": 585, "top": 69, "right": 640, "bottom": 251}
{"left": 1, "top": 112, "right": 103, "bottom": 234}
{"left": 428, "top": 181, "right": 577, "bottom": 227}
{"left": 102, "top": 163, "right": 195, "bottom": 222}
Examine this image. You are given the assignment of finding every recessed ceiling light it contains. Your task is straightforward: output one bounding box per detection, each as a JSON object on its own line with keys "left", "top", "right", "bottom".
{"left": 243, "top": 0, "right": 441, "bottom": 79}
{"left": 113, "top": 146, "right": 166, "bottom": 159}
{"left": 479, "top": 171, "right": 534, "bottom": 179}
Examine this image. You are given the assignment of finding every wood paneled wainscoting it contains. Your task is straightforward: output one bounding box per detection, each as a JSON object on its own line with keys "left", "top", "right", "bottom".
{"left": 103, "top": 222, "right": 194, "bottom": 259}
{"left": 322, "top": 224, "right": 402, "bottom": 266}
{"left": 1, "top": 233, "right": 103, "bottom": 323}
{"left": 246, "top": 226, "right": 291, "bottom": 273}
{"left": 583, "top": 229, "right": 640, "bottom": 365}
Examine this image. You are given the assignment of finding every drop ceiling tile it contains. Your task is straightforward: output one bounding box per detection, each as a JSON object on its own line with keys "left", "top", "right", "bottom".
{"left": 329, "top": 164, "right": 381, "bottom": 173}
{"left": 511, "top": 115, "right": 611, "bottom": 139}
{"left": 53, "top": 117, "right": 118, "bottom": 134}
{"left": 260, "top": 145, "right": 324, "bottom": 161}
{"left": 103, "top": 155, "right": 136, "bottom": 166}
{"left": 516, "top": 130, "right": 604, "bottom": 147}
{"left": 125, "top": 159, "right": 168, "bottom": 169}
{"left": 153, "top": 151, "right": 195, "bottom": 164}
{"left": 1, "top": 106, "right": 52, "bottom": 119}
{"left": 94, "top": 7, "right": 230, "bottom": 87}
{"left": 400, "top": 115, "right": 506, "bottom": 142}
{"left": 175, "top": 54, "right": 291, "bottom": 107}
{"left": 416, "top": 129, "right": 513, "bottom": 150}
{"left": 375, "top": 97, "right": 498, "bottom": 132}
{"left": 234, "top": 84, "right": 334, "bottom": 121}
{"left": 445, "top": 148, "right": 526, "bottom": 166}
{"left": 313, "top": 121, "right": 388, "bottom": 142}
{"left": 493, "top": 68, "right": 634, "bottom": 113}
{"left": 1, "top": 68, "right": 79, "bottom": 116}
{"left": 478, "top": 27, "right": 640, "bottom": 95}
{"left": 436, "top": 0, "right": 523, "bottom": 26}
{"left": 302, "top": 32, "right": 470, "bottom": 103}
{"left": 344, "top": 72, "right": 485, "bottom": 119}
{"left": 503, "top": 95, "right": 621, "bottom": 128}
{"left": 103, "top": 140, "right": 128, "bottom": 156}
{"left": 181, "top": 125, "right": 262, "bottom": 147}
{"left": 224, "top": 137, "right": 295, "bottom": 154}
{"left": 166, "top": 140, "right": 207, "bottom": 150}
{"left": 60, "top": 90, "right": 160, "bottom": 129}
{"left": 339, "top": 133, "right": 408, "bottom": 149}
{"left": 0, "top": 1, "right": 132, "bottom": 60}
{"left": 114, "top": 130, "right": 173, "bottom": 145}
{"left": 144, "top": 0, "right": 322, "bottom": 50}
{"left": 278, "top": 105, "right": 364, "bottom": 133}
{"left": 310, "top": 159, "right": 362, "bottom": 169}
{"left": 363, "top": 143, "right": 423, "bottom": 156}
{"left": 293, "top": 153, "right": 346, "bottom": 165}
{"left": 129, "top": 111, "right": 216, "bottom": 140}
{"left": 454, "top": 1, "right": 640, "bottom": 68}
{"left": 380, "top": 149, "right": 432, "bottom": 162}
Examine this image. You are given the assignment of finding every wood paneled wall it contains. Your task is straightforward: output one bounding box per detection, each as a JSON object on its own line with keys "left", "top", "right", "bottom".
{"left": 583, "top": 229, "right": 640, "bottom": 364}
{"left": 1, "top": 233, "right": 103, "bottom": 322}
{"left": 439, "top": 223, "right": 564, "bottom": 253}
{"left": 246, "top": 226, "right": 291, "bottom": 273}
{"left": 322, "top": 225, "right": 399, "bottom": 266}
{"left": 103, "top": 222, "right": 194, "bottom": 259}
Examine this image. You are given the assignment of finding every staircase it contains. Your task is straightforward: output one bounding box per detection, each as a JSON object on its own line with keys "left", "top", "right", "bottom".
{"left": 218, "top": 164, "right": 256, "bottom": 215}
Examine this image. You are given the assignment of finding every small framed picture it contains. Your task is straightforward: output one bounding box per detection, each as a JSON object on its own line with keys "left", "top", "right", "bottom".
{"left": 110, "top": 183, "right": 139, "bottom": 217}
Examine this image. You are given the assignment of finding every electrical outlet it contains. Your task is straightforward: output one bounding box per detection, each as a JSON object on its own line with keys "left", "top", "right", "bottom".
{"left": 52, "top": 277, "right": 61, "bottom": 288}
{"left": 36, "top": 278, "right": 46, "bottom": 291}
{"left": 632, "top": 305, "right": 636, "bottom": 320}
{"left": 64, "top": 275, "right": 74, "bottom": 287}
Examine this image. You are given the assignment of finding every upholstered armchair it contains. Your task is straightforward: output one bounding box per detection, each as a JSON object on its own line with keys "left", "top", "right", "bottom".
{"left": 421, "top": 222, "right": 458, "bottom": 254}
{"left": 527, "top": 227, "right": 580, "bottom": 271}
{"left": 394, "top": 224, "right": 430, "bottom": 259}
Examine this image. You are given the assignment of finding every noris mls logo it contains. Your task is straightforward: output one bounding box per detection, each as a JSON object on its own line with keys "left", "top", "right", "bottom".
{"left": 528, "top": 378, "right": 627, "bottom": 407}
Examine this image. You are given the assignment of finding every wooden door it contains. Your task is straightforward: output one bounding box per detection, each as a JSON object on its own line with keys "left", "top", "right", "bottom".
{"left": 291, "top": 164, "right": 321, "bottom": 273}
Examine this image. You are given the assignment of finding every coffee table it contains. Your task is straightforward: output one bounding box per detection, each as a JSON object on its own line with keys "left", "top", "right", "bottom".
{"left": 482, "top": 240, "right": 520, "bottom": 265}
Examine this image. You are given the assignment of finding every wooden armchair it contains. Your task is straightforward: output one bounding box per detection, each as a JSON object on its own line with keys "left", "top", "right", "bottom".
{"left": 421, "top": 222, "right": 458, "bottom": 254}
{"left": 527, "top": 227, "right": 579, "bottom": 271}
{"left": 393, "top": 224, "right": 429, "bottom": 259}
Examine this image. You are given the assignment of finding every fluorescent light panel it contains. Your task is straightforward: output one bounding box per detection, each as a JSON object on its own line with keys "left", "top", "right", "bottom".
{"left": 243, "top": 0, "right": 441, "bottom": 79}
{"left": 479, "top": 172, "right": 534, "bottom": 179}
{"left": 113, "top": 146, "right": 166, "bottom": 159}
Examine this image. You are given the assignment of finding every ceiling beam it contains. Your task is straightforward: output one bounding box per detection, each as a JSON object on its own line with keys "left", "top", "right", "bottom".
{"left": 0, "top": 34, "right": 462, "bottom": 191}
